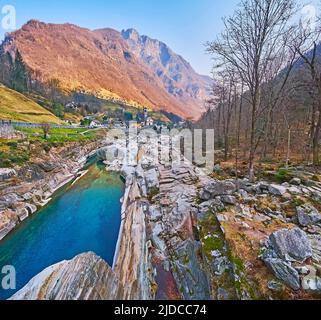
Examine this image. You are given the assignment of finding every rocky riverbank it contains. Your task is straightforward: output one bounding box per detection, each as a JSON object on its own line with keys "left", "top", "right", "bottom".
{"left": 9, "top": 133, "right": 321, "bottom": 300}
{"left": 10, "top": 252, "right": 124, "bottom": 300}
{"left": 0, "top": 139, "right": 106, "bottom": 241}
{"left": 105, "top": 134, "right": 212, "bottom": 300}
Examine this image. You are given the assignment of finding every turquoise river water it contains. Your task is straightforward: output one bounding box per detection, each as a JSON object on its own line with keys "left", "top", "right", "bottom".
{"left": 0, "top": 161, "right": 124, "bottom": 300}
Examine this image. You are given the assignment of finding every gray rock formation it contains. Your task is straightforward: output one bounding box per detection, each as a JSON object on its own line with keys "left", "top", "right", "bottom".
{"left": 121, "top": 28, "right": 212, "bottom": 118}
{"left": 269, "top": 228, "right": 312, "bottom": 262}
{"left": 297, "top": 205, "right": 321, "bottom": 227}
{"left": 0, "top": 168, "right": 16, "bottom": 182}
{"left": 0, "top": 139, "right": 104, "bottom": 241}
{"left": 200, "top": 181, "right": 236, "bottom": 201}
{"left": 263, "top": 257, "right": 301, "bottom": 291}
{"left": 268, "top": 184, "right": 287, "bottom": 196}
{"left": 261, "top": 228, "right": 313, "bottom": 291}
{"left": 220, "top": 195, "right": 237, "bottom": 205}
{"left": 10, "top": 253, "right": 124, "bottom": 300}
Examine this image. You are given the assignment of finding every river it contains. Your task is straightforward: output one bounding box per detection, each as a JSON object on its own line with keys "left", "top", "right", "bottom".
{"left": 0, "top": 161, "right": 124, "bottom": 300}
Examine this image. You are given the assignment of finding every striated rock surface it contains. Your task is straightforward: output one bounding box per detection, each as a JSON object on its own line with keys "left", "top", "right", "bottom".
{"left": 7, "top": 134, "right": 321, "bottom": 300}
{"left": 107, "top": 135, "right": 211, "bottom": 300}
{"left": 263, "top": 257, "right": 301, "bottom": 291}
{"left": 0, "top": 139, "right": 104, "bottom": 240}
{"left": 10, "top": 253, "right": 124, "bottom": 300}
{"left": 113, "top": 177, "right": 153, "bottom": 300}
{"left": 0, "top": 168, "right": 16, "bottom": 182}
{"left": 268, "top": 228, "right": 312, "bottom": 263}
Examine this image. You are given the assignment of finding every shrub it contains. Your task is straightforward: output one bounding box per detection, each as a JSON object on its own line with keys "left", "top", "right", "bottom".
{"left": 7, "top": 141, "right": 18, "bottom": 148}
{"left": 275, "top": 168, "right": 290, "bottom": 183}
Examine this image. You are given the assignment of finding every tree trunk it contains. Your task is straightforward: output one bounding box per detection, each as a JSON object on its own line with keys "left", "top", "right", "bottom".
{"left": 285, "top": 128, "right": 291, "bottom": 169}
{"left": 312, "top": 108, "right": 321, "bottom": 165}
{"left": 249, "top": 91, "right": 259, "bottom": 182}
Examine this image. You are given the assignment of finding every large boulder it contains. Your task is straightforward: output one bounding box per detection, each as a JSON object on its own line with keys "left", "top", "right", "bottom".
{"left": 297, "top": 205, "right": 321, "bottom": 227}
{"left": 301, "top": 266, "right": 321, "bottom": 293}
{"left": 268, "top": 184, "right": 287, "bottom": 196}
{"left": 0, "top": 168, "right": 16, "bottom": 182}
{"left": 96, "top": 145, "right": 125, "bottom": 163}
{"left": 290, "top": 178, "right": 301, "bottom": 186}
{"left": 200, "top": 181, "right": 236, "bottom": 201}
{"left": 144, "top": 168, "right": 159, "bottom": 194}
{"left": 10, "top": 253, "right": 124, "bottom": 300}
{"left": 264, "top": 257, "right": 301, "bottom": 291}
{"left": 269, "top": 228, "right": 312, "bottom": 263}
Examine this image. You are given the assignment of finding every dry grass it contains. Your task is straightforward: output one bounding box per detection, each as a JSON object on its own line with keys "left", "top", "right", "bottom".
{"left": 0, "top": 84, "right": 62, "bottom": 124}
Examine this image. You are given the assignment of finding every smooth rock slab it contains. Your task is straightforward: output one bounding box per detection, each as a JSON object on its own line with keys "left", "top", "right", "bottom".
{"left": 10, "top": 253, "right": 124, "bottom": 300}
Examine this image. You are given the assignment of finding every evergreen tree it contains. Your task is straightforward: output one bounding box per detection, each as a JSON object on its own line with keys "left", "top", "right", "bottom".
{"left": 11, "top": 50, "right": 28, "bottom": 92}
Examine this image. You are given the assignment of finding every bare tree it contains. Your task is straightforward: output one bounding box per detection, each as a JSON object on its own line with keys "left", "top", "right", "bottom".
{"left": 41, "top": 123, "right": 51, "bottom": 140}
{"left": 293, "top": 22, "right": 321, "bottom": 165}
{"left": 207, "top": 0, "right": 297, "bottom": 180}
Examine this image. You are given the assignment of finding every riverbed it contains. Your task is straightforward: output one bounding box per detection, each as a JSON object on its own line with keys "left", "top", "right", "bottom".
{"left": 0, "top": 162, "right": 124, "bottom": 300}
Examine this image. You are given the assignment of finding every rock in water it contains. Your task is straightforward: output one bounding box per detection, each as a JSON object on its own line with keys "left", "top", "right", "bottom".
{"left": 269, "top": 228, "right": 312, "bottom": 263}
{"left": 10, "top": 253, "right": 124, "bottom": 300}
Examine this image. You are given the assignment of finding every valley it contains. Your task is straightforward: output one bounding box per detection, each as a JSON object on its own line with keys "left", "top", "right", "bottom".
{"left": 0, "top": 161, "right": 124, "bottom": 300}
{"left": 2, "top": 131, "right": 321, "bottom": 300}
{"left": 0, "top": 0, "right": 321, "bottom": 303}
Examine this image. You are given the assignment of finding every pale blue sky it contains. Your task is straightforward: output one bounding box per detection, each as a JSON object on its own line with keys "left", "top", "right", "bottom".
{"left": 0, "top": 0, "right": 318, "bottom": 75}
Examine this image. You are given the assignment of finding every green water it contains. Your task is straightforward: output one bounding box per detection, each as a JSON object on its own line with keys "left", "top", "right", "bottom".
{"left": 0, "top": 162, "right": 124, "bottom": 300}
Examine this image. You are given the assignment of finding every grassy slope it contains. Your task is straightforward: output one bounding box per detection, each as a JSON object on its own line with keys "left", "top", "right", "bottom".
{"left": 0, "top": 127, "right": 104, "bottom": 168}
{"left": 0, "top": 84, "right": 62, "bottom": 124}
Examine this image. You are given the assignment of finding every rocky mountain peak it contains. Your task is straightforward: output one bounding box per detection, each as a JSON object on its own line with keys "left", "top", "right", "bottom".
{"left": 121, "top": 28, "right": 140, "bottom": 41}
{"left": 0, "top": 21, "right": 211, "bottom": 119}
{"left": 121, "top": 28, "right": 212, "bottom": 111}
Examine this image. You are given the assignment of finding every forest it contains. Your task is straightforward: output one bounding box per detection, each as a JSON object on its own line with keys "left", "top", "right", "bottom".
{"left": 200, "top": 0, "right": 321, "bottom": 181}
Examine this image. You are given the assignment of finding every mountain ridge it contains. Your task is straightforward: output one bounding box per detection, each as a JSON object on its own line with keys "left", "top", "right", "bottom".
{"left": 119, "top": 28, "right": 211, "bottom": 113}
{"left": 0, "top": 20, "right": 211, "bottom": 120}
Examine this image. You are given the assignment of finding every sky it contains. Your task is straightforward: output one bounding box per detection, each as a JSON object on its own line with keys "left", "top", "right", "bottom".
{"left": 0, "top": 0, "right": 319, "bottom": 76}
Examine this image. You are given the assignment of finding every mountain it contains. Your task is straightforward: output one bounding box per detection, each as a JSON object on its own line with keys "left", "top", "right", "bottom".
{"left": 0, "top": 20, "right": 211, "bottom": 120}
{"left": 120, "top": 28, "right": 211, "bottom": 116}
{"left": 0, "top": 83, "right": 61, "bottom": 124}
